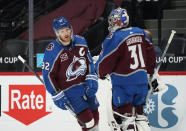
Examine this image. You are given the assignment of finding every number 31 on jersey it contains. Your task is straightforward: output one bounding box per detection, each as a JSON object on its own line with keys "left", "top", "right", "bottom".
{"left": 128, "top": 44, "right": 145, "bottom": 69}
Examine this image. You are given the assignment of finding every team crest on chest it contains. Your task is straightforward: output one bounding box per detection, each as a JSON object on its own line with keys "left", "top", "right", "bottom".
{"left": 66, "top": 56, "right": 87, "bottom": 81}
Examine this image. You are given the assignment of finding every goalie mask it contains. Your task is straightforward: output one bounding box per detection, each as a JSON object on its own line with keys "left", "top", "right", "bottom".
{"left": 108, "top": 8, "right": 129, "bottom": 33}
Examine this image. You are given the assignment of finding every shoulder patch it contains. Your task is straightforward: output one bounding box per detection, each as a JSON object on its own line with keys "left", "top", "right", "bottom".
{"left": 46, "top": 43, "right": 54, "bottom": 51}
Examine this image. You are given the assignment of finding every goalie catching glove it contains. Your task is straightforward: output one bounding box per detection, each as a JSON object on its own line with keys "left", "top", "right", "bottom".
{"left": 52, "top": 90, "right": 71, "bottom": 110}
{"left": 149, "top": 72, "right": 168, "bottom": 94}
{"left": 85, "top": 74, "right": 98, "bottom": 97}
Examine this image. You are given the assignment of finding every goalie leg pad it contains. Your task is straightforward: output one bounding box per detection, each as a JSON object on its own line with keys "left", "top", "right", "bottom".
{"left": 119, "top": 113, "right": 136, "bottom": 131}
{"left": 112, "top": 103, "right": 133, "bottom": 124}
{"left": 135, "top": 114, "right": 151, "bottom": 131}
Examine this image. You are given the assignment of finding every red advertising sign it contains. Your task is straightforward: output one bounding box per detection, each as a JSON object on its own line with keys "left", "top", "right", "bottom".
{"left": 4, "top": 85, "right": 51, "bottom": 125}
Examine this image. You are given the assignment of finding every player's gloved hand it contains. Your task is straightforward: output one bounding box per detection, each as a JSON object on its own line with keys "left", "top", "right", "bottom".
{"left": 85, "top": 74, "right": 98, "bottom": 97}
{"left": 149, "top": 72, "right": 168, "bottom": 94}
{"left": 52, "top": 90, "right": 71, "bottom": 110}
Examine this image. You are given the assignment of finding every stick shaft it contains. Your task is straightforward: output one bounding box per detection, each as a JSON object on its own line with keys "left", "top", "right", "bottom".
{"left": 25, "top": 62, "right": 44, "bottom": 84}
{"left": 18, "top": 55, "right": 44, "bottom": 84}
{"left": 156, "top": 30, "right": 176, "bottom": 72}
{"left": 146, "top": 30, "right": 176, "bottom": 102}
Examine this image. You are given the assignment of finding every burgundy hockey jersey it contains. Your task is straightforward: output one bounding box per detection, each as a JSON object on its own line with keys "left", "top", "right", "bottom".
{"left": 42, "top": 35, "right": 95, "bottom": 97}
{"left": 96, "top": 27, "right": 156, "bottom": 85}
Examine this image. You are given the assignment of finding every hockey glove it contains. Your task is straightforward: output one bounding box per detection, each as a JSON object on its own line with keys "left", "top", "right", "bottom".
{"left": 52, "top": 90, "right": 71, "bottom": 110}
{"left": 149, "top": 72, "right": 168, "bottom": 94}
{"left": 85, "top": 74, "right": 98, "bottom": 97}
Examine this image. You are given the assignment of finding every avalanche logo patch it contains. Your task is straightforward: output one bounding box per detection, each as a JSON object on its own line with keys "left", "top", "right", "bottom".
{"left": 66, "top": 56, "right": 87, "bottom": 81}
{"left": 144, "top": 84, "right": 178, "bottom": 128}
{"left": 47, "top": 43, "right": 54, "bottom": 51}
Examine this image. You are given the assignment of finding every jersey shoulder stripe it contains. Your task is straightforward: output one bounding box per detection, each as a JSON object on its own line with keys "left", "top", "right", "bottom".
{"left": 73, "top": 35, "right": 88, "bottom": 47}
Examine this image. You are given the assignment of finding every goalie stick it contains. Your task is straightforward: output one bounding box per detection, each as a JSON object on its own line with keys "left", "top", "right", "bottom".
{"left": 17, "top": 55, "right": 87, "bottom": 128}
{"left": 156, "top": 30, "right": 176, "bottom": 72}
{"left": 129, "top": 30, "right": 177, "bottom": 131}
{"left": 146, "top": 30, "right": 176, "bottom": 101}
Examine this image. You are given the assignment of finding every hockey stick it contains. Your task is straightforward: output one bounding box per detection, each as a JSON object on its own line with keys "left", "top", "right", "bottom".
{"left": 156, "top": 30, "right": 176, "bottom": 72}
{"left": 128, "top": 30, "right": 177, "bottom": 131}
{"left": 18, "top": 55, "right": 44, "bottom": 84}
{"left": 146, "top": 30, "right": 176, "bottom": 101}
{"left": 107, "top": 30, "right": 176, "bottom": 131}
{"left": 17, "top": 55, "right": 87, "bottom": 128}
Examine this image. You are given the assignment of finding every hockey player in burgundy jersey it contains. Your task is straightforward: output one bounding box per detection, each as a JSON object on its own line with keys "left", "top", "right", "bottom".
{"left": 95, "top": 8, "right": 156, "bottom": 131}
{"left": 42, "top": 17, "right": 100, "bottom": 131}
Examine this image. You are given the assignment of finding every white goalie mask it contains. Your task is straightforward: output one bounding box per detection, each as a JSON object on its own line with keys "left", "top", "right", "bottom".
{"left": 108, "top": 7, "right": 129, "bottom": 33}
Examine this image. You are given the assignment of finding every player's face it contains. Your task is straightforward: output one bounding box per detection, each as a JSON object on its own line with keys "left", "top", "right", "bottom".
{"left": 58, "top": 27, "right": 72, "bottom": 46}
